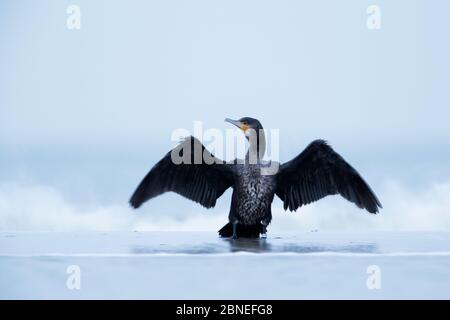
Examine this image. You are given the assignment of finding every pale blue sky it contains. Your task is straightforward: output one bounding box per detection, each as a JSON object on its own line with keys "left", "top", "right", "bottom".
{"left": 1, "top": 0, "right": 449, "bottom": 207}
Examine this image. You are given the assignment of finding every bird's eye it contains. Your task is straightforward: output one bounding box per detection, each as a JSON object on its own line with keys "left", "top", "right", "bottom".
{"left": 242, "top": 121, "right": 248, "bottom": 125}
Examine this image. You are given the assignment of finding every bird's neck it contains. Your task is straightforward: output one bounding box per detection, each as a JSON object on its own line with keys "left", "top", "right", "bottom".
{"left": 245, "top": 129, "right": 266, "bottom": 164}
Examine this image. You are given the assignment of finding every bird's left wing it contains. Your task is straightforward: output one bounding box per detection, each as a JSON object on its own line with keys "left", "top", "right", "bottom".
{"left": 275, "top": 140, "right": 382, "bottom": 213}
{"left": 129, "top": 136, "right": 234, "bottom": 209}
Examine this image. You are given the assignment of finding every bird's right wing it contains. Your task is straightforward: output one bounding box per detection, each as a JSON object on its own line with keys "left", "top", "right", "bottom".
{"left": 129, "top": 136, "right": 234, "bottom": 209}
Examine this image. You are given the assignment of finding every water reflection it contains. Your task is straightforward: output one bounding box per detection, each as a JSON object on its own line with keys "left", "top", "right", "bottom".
{"left": 224, "top": 238, "right": 272, "bottom": 253}
{"left": 224, "top": 238, "right": 377, "bottom": 254}
{"left": 131, "top": 237, "right": 378, "bottom": 255}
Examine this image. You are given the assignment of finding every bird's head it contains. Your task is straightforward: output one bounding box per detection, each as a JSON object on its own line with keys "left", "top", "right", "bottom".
{"left": 225, "top": 117, "right": 263, "bottom": 139}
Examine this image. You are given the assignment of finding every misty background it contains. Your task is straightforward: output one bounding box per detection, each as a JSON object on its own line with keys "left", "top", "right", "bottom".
{"left": 1, "top": 0, "right": 449, "bottom": 232}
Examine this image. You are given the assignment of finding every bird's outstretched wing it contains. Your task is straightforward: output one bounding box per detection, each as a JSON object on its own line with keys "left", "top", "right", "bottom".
{"left": 129, "top": 136, "right": 234, "bottom": 209}
{"left": 275, "top": 140, "right": 382, "bottom": 213}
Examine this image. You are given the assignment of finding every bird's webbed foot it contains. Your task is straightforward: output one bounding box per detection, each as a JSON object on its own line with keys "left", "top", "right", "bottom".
{"left": 231, "top": 222, "right": 238, "bottom": 239}
{"left": 260, "top": 220, "right": 268, "bottom": 239}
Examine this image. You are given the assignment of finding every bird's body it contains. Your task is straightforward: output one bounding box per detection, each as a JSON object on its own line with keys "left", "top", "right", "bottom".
{"left": 130, "top": 117, "right": 382, "bottom": 239}
{"left": 230, "top": 162, "right": 276, "bottom": 225}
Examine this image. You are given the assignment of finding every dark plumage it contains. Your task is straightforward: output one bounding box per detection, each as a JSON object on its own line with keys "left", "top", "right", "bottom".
{"left": 129, "top": 137, "right": 233, "bottom": 209}
{"left": 130, "top": 117, "right": 382, "bottom": 239}
{"left": 276, "top": 140, "right": 381, "bottom": 213}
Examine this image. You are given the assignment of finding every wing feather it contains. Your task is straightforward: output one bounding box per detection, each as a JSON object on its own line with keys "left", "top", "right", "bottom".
{"left": 129, "top": 136, "right": 233, "bottom": 209}
{"left": 276, "top": 140, "right": 382, "bottom": 213}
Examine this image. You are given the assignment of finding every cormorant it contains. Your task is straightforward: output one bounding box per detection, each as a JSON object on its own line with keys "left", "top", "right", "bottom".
{"left": 129, "top": 117, "right": 382, "bottom": 238}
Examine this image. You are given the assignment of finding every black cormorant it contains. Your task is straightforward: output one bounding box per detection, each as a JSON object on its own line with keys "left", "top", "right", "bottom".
{"left": 129, "top": 117, "right": 382, "bottom": 238}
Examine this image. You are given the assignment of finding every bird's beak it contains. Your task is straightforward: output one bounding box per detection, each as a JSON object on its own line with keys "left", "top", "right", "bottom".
{"left": 225, "top": 118, "right": 246, "bottom": 131}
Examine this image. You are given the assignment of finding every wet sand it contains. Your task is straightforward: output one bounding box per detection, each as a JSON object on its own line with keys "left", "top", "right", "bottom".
{"left": 1, "top": 231, "right": 449, "bottom": 299}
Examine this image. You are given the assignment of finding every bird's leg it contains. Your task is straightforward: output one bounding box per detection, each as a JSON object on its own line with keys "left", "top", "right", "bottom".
{"left": 260, "top": 221, "right": 267, "bottom": 239}
{"left": 232, "top": 222, "right": 238, "bottom": 240}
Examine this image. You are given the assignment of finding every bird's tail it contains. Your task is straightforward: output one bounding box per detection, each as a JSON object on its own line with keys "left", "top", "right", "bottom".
{"left": 218, "top": 223, "right": 263, "bottom": 238}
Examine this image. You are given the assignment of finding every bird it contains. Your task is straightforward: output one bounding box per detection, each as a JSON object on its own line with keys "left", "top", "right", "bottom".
{"left": 129, "top": 117, "right": 382, "bottom": 239}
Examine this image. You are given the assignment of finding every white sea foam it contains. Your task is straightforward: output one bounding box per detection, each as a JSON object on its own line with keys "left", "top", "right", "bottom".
{"left": 1, "top": 179, "right": 450, "bottom": 232}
